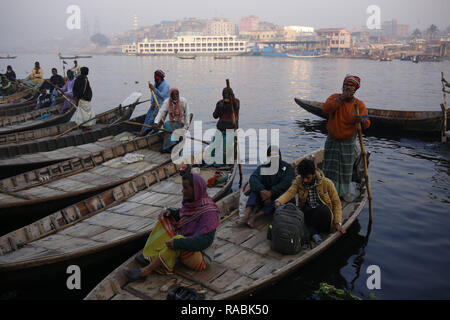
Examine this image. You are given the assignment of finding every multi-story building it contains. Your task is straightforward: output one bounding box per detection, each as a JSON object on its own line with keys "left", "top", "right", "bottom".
{"left": 316, "top": 28, "right": 352, "bottom": 53}
{"left": 134, "top": 35, "right": 247, "bottom": 55}
{"left": 283, "top": 26, "right": 315, "bottom": 40}
{"left": 207, "top": 18, "right": 236, "bottom": 36}
{"left": 122, "top": 43, "right": 137, "bottom": 54}
{"left": 238, "top": 16, "right": 259, "bottom": 33}
{"left": 381, "top": 19, "right": 410, "bottom": 39}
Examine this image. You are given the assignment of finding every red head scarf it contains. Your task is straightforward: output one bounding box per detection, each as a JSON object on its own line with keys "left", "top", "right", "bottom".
{"left": 343, "top": 75, "right": 361, "bottom": 90}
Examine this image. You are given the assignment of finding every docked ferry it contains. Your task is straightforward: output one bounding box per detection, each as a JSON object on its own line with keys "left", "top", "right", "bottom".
{"left": 124, "top": 35, "right": 248, "bottom": 56}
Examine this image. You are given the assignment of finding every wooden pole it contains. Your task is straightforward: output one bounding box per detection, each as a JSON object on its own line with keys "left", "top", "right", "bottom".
{"left": 441, "top": 72, "right": 448, "bottom": 143}
{"left": 226, "top": 79, "right": 243, "bottom": 188}
{"left": 124, "top": 118, "right": 210, "bottom": 145}
{"left": 45, "top": 80, "right": 78, "bottom": 110}
{"left": 354, "top": 103, "right": 373, "bottom": 221}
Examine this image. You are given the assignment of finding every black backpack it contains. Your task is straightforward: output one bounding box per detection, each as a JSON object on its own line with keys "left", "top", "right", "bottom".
{"left": 268, "top": 203, "right": 308, "bottom": 255}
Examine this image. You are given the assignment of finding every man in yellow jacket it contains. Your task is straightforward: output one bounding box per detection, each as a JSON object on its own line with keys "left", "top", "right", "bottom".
{"left": 275, "top": 159, "right": 345, "bottom": 242}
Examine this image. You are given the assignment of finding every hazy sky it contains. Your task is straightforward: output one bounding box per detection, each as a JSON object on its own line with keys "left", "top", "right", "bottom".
{"left": 1, "top": 0, "right": 449, "bottom": 47}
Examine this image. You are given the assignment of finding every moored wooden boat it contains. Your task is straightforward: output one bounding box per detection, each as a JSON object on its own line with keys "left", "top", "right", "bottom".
{"left": 214, "top": 56, "right": 231, "bottom": 60}
{"left": 0, "top": 132, "right": 169, "bottom": 229}
{"left": 0, "top": 101, "right": 137, "bottom": 146}
{"left": 0, "top": 115, "right": 147, "bottom": 178}
{"left": 84, "top": 149, "right": 367, "bottom": 300}
{"left": 177, "top": 56, "right": 196, "bottom": 60}
{"left": 0, "top": 103, "right": 75, "bottom": 135}
{"left": 295, "top": 98, "right": 450, "bottom": 133}
{"left": 0, "top": 96, "right": 65, "bottom": 118}
{"left": 0, "top": 154, "right": 237, "bottom": 279}
{"left": 0, "top": 55, "right": 17, "bottom": 59}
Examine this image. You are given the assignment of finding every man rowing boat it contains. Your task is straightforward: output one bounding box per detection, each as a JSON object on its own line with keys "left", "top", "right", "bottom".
{"left": 322, "top": 75, "right": 370, "bottom": 202}
{"left": 139, "top": 69, "right": 170, "bottom": 136}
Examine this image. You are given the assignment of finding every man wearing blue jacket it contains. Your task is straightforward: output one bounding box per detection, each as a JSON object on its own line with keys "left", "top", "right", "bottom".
{"left": 238, "top": 145, "right": 295, "bottom": 228}
{"left": 139, "top": 69, "right": 170, "bottom": 136}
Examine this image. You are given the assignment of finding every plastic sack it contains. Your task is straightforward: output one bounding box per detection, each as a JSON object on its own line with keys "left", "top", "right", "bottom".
{"left": 239, "top": 182, "right": 250, "bottom": 218}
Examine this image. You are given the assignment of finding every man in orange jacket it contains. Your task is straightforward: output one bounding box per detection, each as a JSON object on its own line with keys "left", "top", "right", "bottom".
{"left": 322, "top": 75, "right": 370, "bottom": 201}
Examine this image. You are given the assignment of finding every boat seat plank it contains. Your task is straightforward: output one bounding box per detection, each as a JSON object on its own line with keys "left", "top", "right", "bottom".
{"left": 220, "top": 250, "right": 267, "bottom": 279}
{"left": 208, "top": 268, "right": 242, "bottom": 292}
{"left": 146, "top": 181, "right": 183, "bottom": 195}
{"left": 0, "top": 192, "right": 27, "bottom": 203}
{"left": 59, "top": 222, "right": 109, "bottom": 239}
{"left": 133, "top": 191, "right": 183, "bottom": 208}
{"left": 41, "top": 179, "right": 95, "bottom": 192}
{"left": 110, "top": 203, "right": 162, "bottom": 218}
{"left": 216, "top": 223, "right": 259, "bottom": 245}
{"left": 31, "top": 234, "right": 100, "bottom": 252}
{"left": 125, "top": 273, "right": 184, "bottom": 300}
{"left": 17, "top": 185, "right": 64, "bottom": 198}
{"left": 124, "top": 218, "right": 157, "bottom": 233}
{"left": 86, "top": 211, "right": 154, "bottom": 231}
{"left": 174, "top": 262, "right": 225, "bottom": 293}
{"left": 90, "top": 228, "right": 136, "bottom": 243}
{"left": 209, "top": 241, "right": 243, "bottom": 264}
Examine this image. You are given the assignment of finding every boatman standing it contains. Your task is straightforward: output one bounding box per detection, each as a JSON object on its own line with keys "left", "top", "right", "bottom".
{"left": 322, "top": 75, "right": 370, "bottom": 202}
{"left": 211, "top": 86, "right": 240, "bottom": 165}
{"left": 139, "top": 69, "right": 170, "bottom": 136}
{"left": 71, "top": 60, "right": 81, "bottom": 78}
{"left": 73, "top": 67, "right": 96, "bottom": 130}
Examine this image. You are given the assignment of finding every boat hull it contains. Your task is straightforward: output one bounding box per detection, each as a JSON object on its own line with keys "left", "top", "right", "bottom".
{"left": 295, "top": 98, "right": 448, "bottom": 133}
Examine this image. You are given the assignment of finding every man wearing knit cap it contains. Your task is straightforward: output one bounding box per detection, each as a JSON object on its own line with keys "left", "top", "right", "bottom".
{"left": 322, "top": 75, "right": 370, "bottom": 202}
{"left": 140, "top": 69, "right": 170, "bottom": 136}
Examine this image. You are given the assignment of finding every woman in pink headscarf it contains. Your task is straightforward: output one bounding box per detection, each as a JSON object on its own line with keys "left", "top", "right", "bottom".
{"left": 152, "top": 88, "right": 190, "bottom": 153}
{"left": 124, "top": 172, "right": 220, "bottom": 281}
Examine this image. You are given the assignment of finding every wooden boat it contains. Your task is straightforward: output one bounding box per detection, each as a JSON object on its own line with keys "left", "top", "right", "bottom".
{"left": 0, "top": 153, "right": 237, "bottom": 284}
{"left": 0, "top": 55, "right": 17, "bottom": 59}
{"left": 0, "top": 88, "right": 36, "bottom": 106}
{"left": 177, "top": 56, "right": 196, "bottom": 60}
{"left": 295, "top": 98, "right": 450, "bottom": 133}
{"left": 0, "top": 103, "right": 75, "bottom": 135}
{"left": 286, "top": 53, "right": 326, "bottom": 59}
{"left": 75, "top": 55, "right": 93, "bottom": 59}
{"left": 0, "top": 114, "right": 148, "bottom": 178}
{"left": 0, "top": 131, "right": 169, "bottom": 232}
{"left": 379, "top": 56, "right": 392, "bottom": 61}
{"left": 0, "top": 101, "right": 137, "bottom": 147}
{"left": 214, "top": 56, "right": 231, "bottom": 60}
{"left": 84, "top": 149, "right": 368, "bottom": 300}
{"left": 58, "top": 53, "right": 77, "bottom": 60}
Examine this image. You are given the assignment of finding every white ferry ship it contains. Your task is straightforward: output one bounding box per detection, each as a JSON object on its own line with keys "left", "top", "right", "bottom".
{"left": 122, "top": 35, "right": 248, "bottom": 56}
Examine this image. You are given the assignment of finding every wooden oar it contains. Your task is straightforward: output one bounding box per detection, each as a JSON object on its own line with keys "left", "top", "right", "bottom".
{"left": 148, "top": 82, "right": 161, "bottom": 112}
{"left": 45, "top": 80, "right": 78, "bottom": 110}
{"left": 124, "top": 116, "right": 210, "bottom": 146}
{"left": 226, "top": 79, "right": 243, "bottom": 188}
{"left": 354, "top": 103, "right": 373, "bottom": 221}
{"left": 441, "top": 72, "right": 447, "bottom": 143}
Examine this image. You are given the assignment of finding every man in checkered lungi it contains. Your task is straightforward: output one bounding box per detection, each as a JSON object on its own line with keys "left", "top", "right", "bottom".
{"left": 322, "top": 75, "right": 371, "bottom": 202}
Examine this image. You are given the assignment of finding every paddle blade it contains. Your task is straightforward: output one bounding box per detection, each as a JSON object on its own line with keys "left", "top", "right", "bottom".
{"left": 121, "top": 92, "right": 142, "bottom": 106}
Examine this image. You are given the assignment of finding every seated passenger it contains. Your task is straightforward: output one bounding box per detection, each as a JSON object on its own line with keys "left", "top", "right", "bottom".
{"left": 0, "top": 76, "right": 16, "bottom": 95}
{"left": 152, "top": 88, "right": 189, "bottom": 153}
{"left": 35, "top": 87, "right": 56, "bottom": 110}
{"left": 124, "top": 171, "right": 220, "bottom": 281}
{"left": 275, "top": 159, "right": 345, "bottom": 243}
{"left": 238, "top": 145, "right": 295, "bottom": 228}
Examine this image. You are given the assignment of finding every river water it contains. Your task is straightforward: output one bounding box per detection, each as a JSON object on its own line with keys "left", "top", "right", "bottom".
{"left": 1, "top": 54, "right": 449, "bottom": 300}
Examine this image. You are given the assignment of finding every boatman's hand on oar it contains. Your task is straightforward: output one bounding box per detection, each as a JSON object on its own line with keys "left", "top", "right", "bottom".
{"left": 334, "top": 223, "right": 346, "bottom": 234}
{"left": 148, "top": 82, "right": 155, "bottom": 92}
